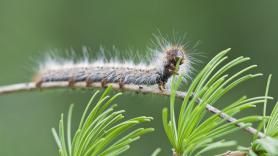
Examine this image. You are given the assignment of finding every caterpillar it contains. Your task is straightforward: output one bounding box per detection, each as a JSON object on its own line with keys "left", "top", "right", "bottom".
{"left": 33, "top": 39, "right": 192, "bottom": 90}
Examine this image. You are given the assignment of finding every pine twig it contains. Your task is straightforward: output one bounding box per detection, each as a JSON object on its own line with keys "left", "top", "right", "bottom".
{"left": 216, "top": 151, "right": 247, "bottom": 156}
{"left": 0, "top": 81, "right": 266, "bottom": 138}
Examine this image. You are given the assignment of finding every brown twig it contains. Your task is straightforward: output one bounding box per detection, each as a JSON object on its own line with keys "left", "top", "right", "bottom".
{"left": 174, "top": 150, "right": 247, "bottom": 156}
{"left": 0, "top": 81, "right": 265, "bottom": 138}
{"left": 216, "top": 151, "right": 247, "bottom": 156}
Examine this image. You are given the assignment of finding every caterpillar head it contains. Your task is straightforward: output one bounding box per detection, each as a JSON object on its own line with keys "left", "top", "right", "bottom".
{"left": 165, "top": 46, "right": 186, "bottom": 67}
{"left": 156, "top": 45, "right": 190, "bottom": 85}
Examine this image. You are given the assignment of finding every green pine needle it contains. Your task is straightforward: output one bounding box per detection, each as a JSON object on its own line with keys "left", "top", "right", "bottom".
{"left": 150, "top": 148, "right": 161, "bottom": 156}
{"left": 52, "top": 85, "right": 154, "bottom": 156}
{"left": 251, "top": 137, "right": 278, "bottom": 156}
{"left": 241, "top": 75, "right": 278, "bottom": 156}
{"left": 263, "top": 75, "right": 272, "bottom": 133}
{"left": 249, "top": 101, "right": 278, "bottom": 156}
{"left": 266, "top": 101, "right": 278, "bottom": 138}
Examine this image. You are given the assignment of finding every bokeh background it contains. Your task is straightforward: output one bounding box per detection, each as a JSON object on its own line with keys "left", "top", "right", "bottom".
{"left": 0, "top": 0, "right": 277, "bottom": 155}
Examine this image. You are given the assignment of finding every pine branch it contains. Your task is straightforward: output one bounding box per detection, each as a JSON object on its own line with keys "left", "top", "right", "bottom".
{"left": 0, "top": 81, "right": 266, "bottom": 138}
{"left": 216, "top": 151, "right": 246, "bottom": 156}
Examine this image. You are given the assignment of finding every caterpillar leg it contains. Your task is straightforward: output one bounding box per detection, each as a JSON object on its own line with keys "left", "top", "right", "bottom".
{"left": 135, "top": 86, "right": 143, "bottom": 94}
{"left": 86, "top": 78, "right": 92, "bottom": 87}
{"left": 68, "top": 77, "right": 75, "bottom": 87}
{"left": 119, "top": 78, "right": 124, "bottom": 89}
{"left": 158, "top": 81, "right": 166, "bottom": 91}
{"left": 101, "top": 79, "right": 108, "bottom": 88}
{"left": 32, "top": 74, "right": 43, "bottom": 88}
{"left": 35, "top": 80, "right": 43, "bottom": 88}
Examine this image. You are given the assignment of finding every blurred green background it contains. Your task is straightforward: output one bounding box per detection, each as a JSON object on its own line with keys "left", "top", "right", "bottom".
{"left": 0, "top": 0, "right": 277, "bottom": 155}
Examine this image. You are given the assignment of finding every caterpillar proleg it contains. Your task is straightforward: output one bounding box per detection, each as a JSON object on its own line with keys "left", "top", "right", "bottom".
{"left": 33, "top": 40, "right": 191, "bottom": 90}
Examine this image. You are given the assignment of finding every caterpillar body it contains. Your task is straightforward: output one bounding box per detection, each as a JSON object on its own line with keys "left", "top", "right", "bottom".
{"left": 33, "top": 41, "right": 191, "bottom": 90}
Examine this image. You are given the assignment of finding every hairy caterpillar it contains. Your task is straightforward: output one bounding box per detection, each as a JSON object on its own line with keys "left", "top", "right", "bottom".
{"left": 33, "top": 39, "right": 191, "bottom": 90}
